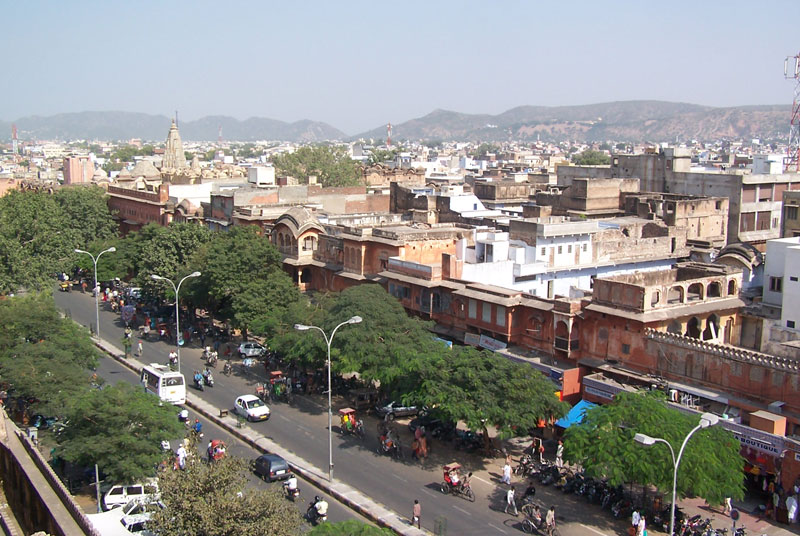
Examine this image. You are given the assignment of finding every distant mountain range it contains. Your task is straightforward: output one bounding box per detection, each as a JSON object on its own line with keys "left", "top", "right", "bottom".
{"left": 0, "top": 101, "right": 790, "bottom": 143}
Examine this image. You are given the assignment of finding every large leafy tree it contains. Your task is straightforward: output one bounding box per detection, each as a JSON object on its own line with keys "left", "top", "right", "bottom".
{"left": 53, "top": 185, "right": 118, "bottom": 246}
{"left": 135, "top": 223, "right": 212, "bottom": 296}
{"left": 0, "top": 294, "right": 99, "bottom": 414}
{"left": 189, "top": 226, "right": 298, "bottom": 337}
{"left": 564, "top": 391, "right": 744, "bottom": 505}
{"left": 272, "top": 145, "right": 362, "bottom": 187}
{"left": 571, "top": 149, "right": 610, "bottom": 165}
{"left": 56, "top": 383, "right": 184, "bottom": 483}
{"left": 414, "top": 345, "right": 569, "bottom": 440}
{"left": 151, "top": 456, "right": 302, "bottom": 536}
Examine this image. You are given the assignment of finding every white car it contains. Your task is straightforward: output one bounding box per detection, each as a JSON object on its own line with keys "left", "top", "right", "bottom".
{"left": 238, "top": 342, "right": 266, "bottom": 358}
{"left": 234, "top": 394, "right": 270, "bottom": 421}
{"left": 102, "top": 481, "right": 159, "bottom": 511}
{"left": 88, "top": 499, "right": 163, "bottom": 535}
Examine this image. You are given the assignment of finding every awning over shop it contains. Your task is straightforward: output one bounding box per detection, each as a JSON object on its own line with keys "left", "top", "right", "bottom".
{"left": 555, "top": 399, "right": 597, "bottom": 429}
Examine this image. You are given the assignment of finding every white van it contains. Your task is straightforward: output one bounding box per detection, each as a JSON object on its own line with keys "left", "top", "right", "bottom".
{"left": 103, "top": 481, "right": 159, "bottom": 511}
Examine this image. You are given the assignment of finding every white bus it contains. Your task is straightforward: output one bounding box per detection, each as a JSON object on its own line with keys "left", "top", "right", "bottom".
{"left": 141, "top": 363, "right": 186, "bottom": 405}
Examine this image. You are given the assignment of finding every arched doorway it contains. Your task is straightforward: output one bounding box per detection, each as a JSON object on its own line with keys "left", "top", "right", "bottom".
{"left": 702, "top": 314, "right": 719, "bottom": 341}
{"left": 685, "top": 317, "right": 701, "bottom": 339}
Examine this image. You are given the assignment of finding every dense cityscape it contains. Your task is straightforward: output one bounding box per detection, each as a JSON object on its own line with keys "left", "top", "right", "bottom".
{"left": 3, "top": 3, "right": 800, "bottom": 536}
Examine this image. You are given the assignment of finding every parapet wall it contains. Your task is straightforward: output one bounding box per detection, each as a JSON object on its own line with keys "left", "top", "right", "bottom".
{"left": 644, "top": 328, "right": 800, "bottom": 373}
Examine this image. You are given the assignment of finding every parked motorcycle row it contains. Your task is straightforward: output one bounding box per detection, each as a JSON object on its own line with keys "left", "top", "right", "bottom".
{"left": 516, "top": 454, "right": 746, "bottom": 536}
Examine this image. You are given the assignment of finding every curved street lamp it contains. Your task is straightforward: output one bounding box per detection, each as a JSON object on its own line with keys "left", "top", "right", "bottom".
{"left": 74, "top": 247, "right": 116, "bottom": 341}
{"left": 150, "top": 272, "right": 201, "bottom": 373}
{"left": 634, "top": 412, "right": 720, "bottom": 536}
{"left": 294, "top": 315, "right": 362, "bottom": 481}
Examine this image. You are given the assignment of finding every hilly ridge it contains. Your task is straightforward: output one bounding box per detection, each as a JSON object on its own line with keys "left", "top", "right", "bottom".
{"left": 0, "top": 101, "right": 790, "bottom": 143}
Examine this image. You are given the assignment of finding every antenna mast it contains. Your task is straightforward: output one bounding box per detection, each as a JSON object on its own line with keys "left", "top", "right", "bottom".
{"left": 387, "top": 122, "right": 392, "bottom": 148}
{"left": 785, "top": 52, "right": 800, "bottom": 172}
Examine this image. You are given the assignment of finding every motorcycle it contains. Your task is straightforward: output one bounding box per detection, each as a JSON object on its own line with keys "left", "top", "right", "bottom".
{"left": 223, "top": 361, "right": 233, "bottom": 376}
{"left": 376, "top": 434, "right": 403, "bottom": 460}
{"left": 193, "top": 374, "right": 204, "bottom": 391}
{"left": 306, "top": 502, "right": 327, "bottom": 525}
{"left": 202, "top": 370, "right": 214, "bottom": 388}
{"left": 206, "top": 351, "right": 218, "bottom": 367}
{"left": 283, "top": 483, "right": 300, "bottom": 502}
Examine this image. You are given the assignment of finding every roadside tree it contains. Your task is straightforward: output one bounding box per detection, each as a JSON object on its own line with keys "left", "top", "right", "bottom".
{"left": 564, "top": 390, "right": 744, "bottom": 505}
{"left": 151, "top": 455, "right": 302, "bottom": 536}
{"left": 0, "top": 294, "right": 99, "bottom": 414}
{"left": 56, "top": 383, "right": 183, "bottom": 484}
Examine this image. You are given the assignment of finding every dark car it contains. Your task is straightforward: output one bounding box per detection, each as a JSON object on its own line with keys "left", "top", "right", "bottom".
{"left": 252, "top": 454, "right": 291, "bottom": 482}
{"left": 408, "top": 413, "right": 456, "bottom": 440}
{"left": 374, "top": 399, "right": 419, "bottom": 420}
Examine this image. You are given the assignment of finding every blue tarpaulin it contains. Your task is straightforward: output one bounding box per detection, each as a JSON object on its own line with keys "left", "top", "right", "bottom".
{"left": 555, "top": 399, "right": 597, "bottom": 429}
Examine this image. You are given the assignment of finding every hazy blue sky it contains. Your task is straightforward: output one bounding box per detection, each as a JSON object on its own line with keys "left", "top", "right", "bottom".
{"left": 3, "top": 1, "right": 800, "bottom": 134}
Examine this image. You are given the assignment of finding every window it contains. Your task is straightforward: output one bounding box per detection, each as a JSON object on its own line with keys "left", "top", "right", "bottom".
{"left": 787, "top": 206, "right": 798, "bottom": 220}
{"left": 769, "top": 276, "right": 783, "bottom": 293}
{"left": 621, "top": 343, "right": 630, "bottom": 354}
{"left": 496, "top": 306, "right": 506, "bottom": 327}
{"left": 468, "top": 299, "right": 477, "bottom": 319}
{"left": 582, "top": 244, "right": 587, "bottom": 252}
{"left": 541, "top": 247, "right": 546, "bottom": 256}
{"left": 788, "top": 320, "right": 796, "bottom": 329}
{"left": 567, "top": 245, "right": 572, "bottom": 253}
{"left": 557, "top": 245, "right": 562, "bottom": 254}
{"left": 482, "top": 303, "right": 492, "bottom": 323}
{"left": 791, "top": 276, "right": 798, "bottom": 282}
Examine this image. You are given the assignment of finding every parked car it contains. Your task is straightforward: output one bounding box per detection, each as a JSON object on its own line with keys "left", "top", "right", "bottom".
{"left": 234, "top": 394, "right": 271, "bottom": 421}
{"left": 374, "top": 399, "right": 419, "bottom": 420}
{"left": 102, "top": 481, "right": 159, "bottom": 511}
{"left": 88, "top": 498, "right": 163, "bottom": 535}
{"left": 252, "top": 453, "right": 291, "bottom": 482}
{"left": 408, "top": 413, "right": 456, "bottom": 440}
{"left": 238, "top": 342, "right": 266, "bottom": 358}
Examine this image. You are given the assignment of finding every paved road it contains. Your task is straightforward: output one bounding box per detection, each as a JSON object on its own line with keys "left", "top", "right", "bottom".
{"left": 55, "top": 289, "right": 632, "bottom": 536}
{"left": 95, "top": 353, "right": 367, "bottom": 526}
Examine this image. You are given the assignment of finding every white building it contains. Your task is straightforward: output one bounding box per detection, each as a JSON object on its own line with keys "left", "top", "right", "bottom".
{"left": 762, "top": 236, "right": 800, "bottom": 330}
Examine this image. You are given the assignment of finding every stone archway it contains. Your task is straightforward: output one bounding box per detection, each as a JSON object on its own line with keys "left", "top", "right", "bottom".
{"left": 668, "top": 286, "right": 684, "bottom": 304}
{"left": 728, "top": 280, "right": 737, "bottom": 296}
{"left": 687, "top": 283, "right": 704, "bottom": 302}
{"left": 702, "top": 314, "right": 719, "bottom": 341}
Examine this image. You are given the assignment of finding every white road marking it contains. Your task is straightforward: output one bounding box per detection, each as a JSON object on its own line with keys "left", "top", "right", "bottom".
{"left": 392, "top": 474, "right": 408, "bottom": 482}
{"left": 487, "top": 522, "right": 507, "bottom": 534}
{"left": 581, "top": 523, "right": 610, "bottom": 536}
{"left": 473, "top": 475, "right": 493, "bottom": 486}
{"left": 453, "top": 505, "right": 472, "bottom": 516}
{"left": 421, "top": 488, "right": 437, "bottom": 498}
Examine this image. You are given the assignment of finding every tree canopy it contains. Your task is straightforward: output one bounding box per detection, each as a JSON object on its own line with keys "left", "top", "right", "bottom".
{"left": 571, "top": 149, "right": 610, "bottom": 165}
{"left": 564, "top": 391, "right": 744, "bottom": 505}
{"left": 151, "top": 455, "right": 302, "bottom": 536}
{"left": 0, "top": 293, "right": 99, "bottom": 414}
{"left": 271, "top": 145, "right": 362, "bottom": 187}
{"left": 55, "top": 383, "right": 184, "bottom": 483}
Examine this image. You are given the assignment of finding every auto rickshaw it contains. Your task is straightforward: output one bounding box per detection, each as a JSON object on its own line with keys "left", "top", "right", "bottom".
{"left": 440, "top": 462, "right": 475, "bottom": 501}
{"left": 207, "top": 439, "right": 227, "bottom": 462}
{"left": 269, "top": 371, "right": 291, "bottom": 403}
{"left": 338, "top": 407, "right": 365, "bottom": 439}
{"left": 59, "top": 280, "right": 72, "bottom": 292}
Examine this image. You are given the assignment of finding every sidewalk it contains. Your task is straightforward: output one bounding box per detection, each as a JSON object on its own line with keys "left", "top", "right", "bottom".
{"left": 94, "top": 337, "right": 429, "bottom": 536}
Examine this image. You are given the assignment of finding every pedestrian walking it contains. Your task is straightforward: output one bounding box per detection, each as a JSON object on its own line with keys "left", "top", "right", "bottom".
{"left": 137, "top": 340, "right": 143, "bottom": 357}
{"left": 636, "top": 514, "right": 646, "bottom": 536}
{"left": 723, "top": 497, "right": 732, "bottom": 515}
{"left": 546, "top": 506, "right": 556, "bottom": 536}
{"left": 176, "top": 445, "right": 187, "bottom": 470}
{"left": 631, "top": 509, "right": 641, "bottom": 536}
{"left": 504, "top": 485, "right": 518, "bottom": 516}
{"left": 412, "top": 499, "right": 421, "bottom": 529}
{"left": 555, "top": 440, "right": 564, "bottom": 468}
{"left": 502, "top": 460, "right": 512, "bottom": 485}
{"left": 537, "top": 438, "right": 545, "bottom": 464}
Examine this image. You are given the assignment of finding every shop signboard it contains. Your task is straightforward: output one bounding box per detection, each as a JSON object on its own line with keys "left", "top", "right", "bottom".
{"left": 479, "top": 334, "right": 507, "bottom": 352}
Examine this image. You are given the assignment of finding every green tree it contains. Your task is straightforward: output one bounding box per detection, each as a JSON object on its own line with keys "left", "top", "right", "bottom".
{"left": 571, "top": 149, "right": 610, "bottom": 165}
{"left": 471, "top": 143, "right": 500, "bottom": 157}
{"left": 56, "top": 383, "right": 184, "bottom": 484}
{"left": 0, "top": 294, "right": 99, "bottom": 414}
{"left": 184, "top": 151, "right": 195, "bottom": 161}
{"left": 135, "top": 223, "right": 212, "bottom": 293}
{"left": 271, "top": 145, "right": 362, "bottom": 187}
{"left": 309, "top": 520, "right": 394, "bottom": 535}
{"left": 189, "top": 226, "right": 296, "bottom": 338}
{"left": 564, "top": 391, "right": 744, "bottom": 505}
{"left": 0, "top": 190, "right": 75, "bottom": 293}
{"left": 367, "top": 148, "right": 399, "bottom": 166}
{"left": 615, "top": 142, "right": 627, "bottom": 150}
{"left": 413, "top": 345, "right": 568, "bottom": 441}
{"left": 151, "top": 456, "right": 302, "bottom": 536}
{"left": 54, "top": 185, "right": 118, "bottom": 246}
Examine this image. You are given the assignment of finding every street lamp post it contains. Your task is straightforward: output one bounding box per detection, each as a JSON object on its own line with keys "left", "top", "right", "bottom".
{"left": 634, "top": 412, "right": 720, "bottom": 536}
{"left": 294, "top": 316, "right": 362, "bottom": 482}
{"left": 151, "top": 272, "right": 201, "bottom": 373}
{"left": 74, "top": 247, "right": 116, "bottom": 341}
